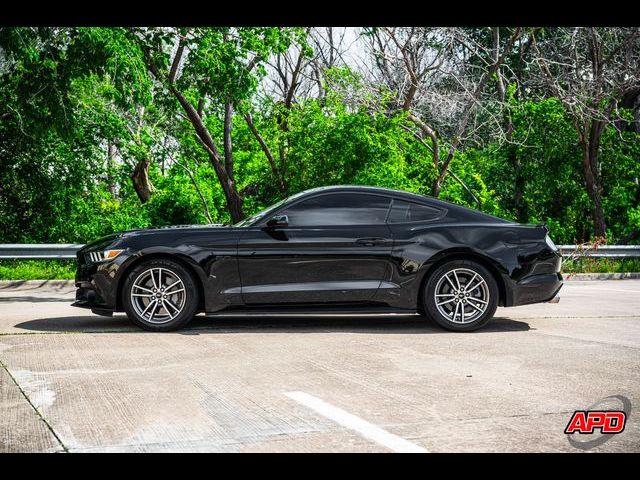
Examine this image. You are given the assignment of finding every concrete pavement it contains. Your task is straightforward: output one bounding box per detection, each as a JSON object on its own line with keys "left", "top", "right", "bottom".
{"left": 1, "top": 280, "right": 639, "bottom": 452}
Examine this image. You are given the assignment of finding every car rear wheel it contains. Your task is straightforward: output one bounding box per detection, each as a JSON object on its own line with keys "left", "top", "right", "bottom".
{"left": 122, "top": 259, "right": 199, "bottom": 332}
{"left": 423, "top": 259, "right": 498, "bottom": 332}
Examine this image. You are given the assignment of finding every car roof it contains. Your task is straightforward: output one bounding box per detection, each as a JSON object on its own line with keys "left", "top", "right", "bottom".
{"left": 296, "top": 185, "right": 512, "bottom": 224}
{"left": 297, "top": 185, "right": 442, "bottom": 206}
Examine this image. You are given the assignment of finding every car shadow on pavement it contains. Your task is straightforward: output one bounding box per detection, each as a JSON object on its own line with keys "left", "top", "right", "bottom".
{"left": 14, "top": 315, "right": 530, "bottom": 335}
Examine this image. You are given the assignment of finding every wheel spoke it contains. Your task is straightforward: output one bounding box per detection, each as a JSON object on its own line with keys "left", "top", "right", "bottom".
{"left": 436, "top": 293, "right": 455, "bottom": 297}
{"left": 437, "top": 298, "right": 455, "bottom": 306}
{"left": 467, "top": 301, "right": 484, "bottom": 313}
{"left": 162, "top": 301, "right": 175, "bottom": 320}
{"left": 466, "top": 273, "right": 478, "bottom": 290}
{"left": 141, "top": 299, "right": 157, "bottom": 317}
{"left": 470, "top": 297, "right": 488, "bottom": 305}
{"left": 164, "top": 299, "right": 180, "bottom": 314}
{"left": 132, "top": 293, "right": 154, "bottom": 298}
{"left": 133, "top": 284, "right": 154, "bottom": 293}
{"left": 452, "top": 270, "right": 462, "bottom": 290}
{"left": 165, "top": 287, "right": 185, "bottom": 295}
{"left": 150, "top": 269, "right": 158, "bottom": 289}
{"left": 158, "top": 268, "right": 164, "bottom": 290}
{"left": 461, "top": 302, "right": 466, "bottom": 322}
{"left": 466, "top": 279, "right": 485, "bottom": 294}
{"left": 148, "top": 301, "right": 159, "bottom": 321}
{"left": 165, "top": 279, "right": 181, "bottom": 291}
{"left": 444, "top": 274, "right": 457, "bottom": 291}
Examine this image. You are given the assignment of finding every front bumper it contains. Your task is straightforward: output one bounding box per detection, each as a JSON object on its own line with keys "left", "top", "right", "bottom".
{"left": 72, "top": 280, "right": 114, "bottom": 311}
{"left": 72, "top": 249, "right": 128, "bottom": 313}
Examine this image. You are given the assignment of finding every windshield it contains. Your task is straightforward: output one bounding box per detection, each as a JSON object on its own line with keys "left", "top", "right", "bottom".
{"left": 234, "top": 192, "right": 305, "bottom": 227}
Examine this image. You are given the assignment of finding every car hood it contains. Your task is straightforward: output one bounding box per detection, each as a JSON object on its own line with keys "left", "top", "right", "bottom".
{"left": 116, "top": 224, "right": 232, "bottom": 238}
{"left": 79, "top": 233, "right": 122, "bottom": 253}
{"left": 81, "top": 224, "right": 231, "bottom": 250}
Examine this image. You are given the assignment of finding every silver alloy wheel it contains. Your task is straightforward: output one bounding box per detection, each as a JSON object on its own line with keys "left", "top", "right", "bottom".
{"left": 434, "top": 267, "right": 490, "bottom": 324}
{"left": 130, "top": 267, "right": 186, "bottom": 324}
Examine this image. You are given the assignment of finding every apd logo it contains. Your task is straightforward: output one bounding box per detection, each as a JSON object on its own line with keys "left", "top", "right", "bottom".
{"left": 565, "top": 395, "right": 631, "bottom": 450}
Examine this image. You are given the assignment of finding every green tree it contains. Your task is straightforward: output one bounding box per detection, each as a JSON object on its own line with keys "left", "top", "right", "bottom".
{"left": 131, "top": 27, "right": 301, "bottom": 222}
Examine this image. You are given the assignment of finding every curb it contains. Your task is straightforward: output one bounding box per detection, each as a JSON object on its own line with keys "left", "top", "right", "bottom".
{"left": 564, "top": 272, "right": 640, "bottom": 281}
{"left": 0, "top": 279, "right": 75, "bottom": 289}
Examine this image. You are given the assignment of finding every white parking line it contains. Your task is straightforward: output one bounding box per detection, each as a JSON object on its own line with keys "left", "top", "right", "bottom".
{"left": 284, "top": 391, "right": 429, "bottom": 453}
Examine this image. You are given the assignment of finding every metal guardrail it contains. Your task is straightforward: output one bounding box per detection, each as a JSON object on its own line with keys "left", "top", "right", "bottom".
{"left": 0, "top": 244, "right": 84, "bottom": 259}
{"left": 557, "top": 245, "right": 640, "bottom": 258}
{"left": 0, "top": 243, "right": 639, "bottom": 260}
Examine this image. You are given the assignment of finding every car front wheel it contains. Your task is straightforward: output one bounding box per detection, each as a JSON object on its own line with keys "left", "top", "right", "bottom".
{"left": 423, "top": 259, "right": 498, "bottom": 332}
{"left": 122, "top": 259, "right": 199, "bottom": 332}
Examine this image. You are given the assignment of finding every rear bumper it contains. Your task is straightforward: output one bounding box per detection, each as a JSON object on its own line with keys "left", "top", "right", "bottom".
{"left": 509, "top": 272, "right": 563, "bottom": 306}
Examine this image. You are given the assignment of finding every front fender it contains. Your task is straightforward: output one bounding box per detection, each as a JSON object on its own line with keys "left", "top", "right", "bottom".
{"left": 111, "top": 246, "right": 241, "bottom": 312}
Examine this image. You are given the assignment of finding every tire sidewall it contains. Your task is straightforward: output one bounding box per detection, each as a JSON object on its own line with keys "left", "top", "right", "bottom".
{"left": 423, "top": 259, "right": 498, "bottom": 332}
{"left": 122, "top": 258, "right": 199, "bottom": 331}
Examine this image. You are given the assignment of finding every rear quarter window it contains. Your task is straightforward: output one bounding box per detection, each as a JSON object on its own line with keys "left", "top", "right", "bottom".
{"left": 387, "top": 199, "right": 443, "bottom": 223}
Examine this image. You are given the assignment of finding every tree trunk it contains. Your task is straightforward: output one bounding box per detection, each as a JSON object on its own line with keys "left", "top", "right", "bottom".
{"left": 245, "top": 112, "right": 287, "bottom": 193}
{"left": 589, "top": 182, "right": 607, "bottom": 238}
{"left": 221, "top": 102, "right": 244, "bottom": 223}
{"left": 169, "top": 86, "right": 245, "bottom": 223}
{"left": 107, "top": 142, "right": 118, "bottom": 196}
{"left": 581, "top": 131, "right": 606, "bottom": 239}
{"left": 510, "top": 147, "right": 527, "bottom": 223}
{"left": 131, "top": 158, "right": 154, "bottom": 203}
{"left": 142, "top": 40, "right": 245, "bottom": 223}
{"left": 223, "top": 102, "right": 234, "bottom": 178}
{"left": 431, "top": 177, "right": 443, "bottom": 198}
{"left": 223, "top": 180, "right": 244, "bottom": 224}
{"left": 429, "top": 28, "right": 521, "bottom": 198}
{"left": 202, "top": 154, "right": 244, "bottom": 224}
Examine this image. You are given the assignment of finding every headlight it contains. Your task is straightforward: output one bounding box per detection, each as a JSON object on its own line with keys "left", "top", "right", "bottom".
{"left": 86, "top": 249, "right": 124, "bottom": 263}
{"left": 545, "top": 234, "right": 558, "bottom": 251}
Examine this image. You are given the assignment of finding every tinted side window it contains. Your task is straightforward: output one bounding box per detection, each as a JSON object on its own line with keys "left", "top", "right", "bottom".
{"left": 282, "top": 193, "right": 391, "bottom": 226}
{"left": 387, "top": 199, "right": 442, "bottom": 223}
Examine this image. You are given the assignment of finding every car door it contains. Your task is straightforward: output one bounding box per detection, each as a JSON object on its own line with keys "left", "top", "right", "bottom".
{"left": 237, "top": 192, "right": 394, "bottom": 305}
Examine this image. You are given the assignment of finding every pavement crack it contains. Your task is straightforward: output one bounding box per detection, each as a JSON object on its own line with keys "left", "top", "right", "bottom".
{"left": 0, "top": 360, "right": 68, "bottom": 453}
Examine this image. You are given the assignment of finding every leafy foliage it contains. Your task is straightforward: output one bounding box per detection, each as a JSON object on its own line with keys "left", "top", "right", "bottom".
{"left": 0, "top": 260, "right": 76, "bottom": 280}
{"left": 1, "top": 27, "right": 639, "bottom": 247}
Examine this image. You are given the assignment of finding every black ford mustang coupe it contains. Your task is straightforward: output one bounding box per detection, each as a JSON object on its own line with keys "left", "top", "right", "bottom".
{"left": 73, "top": 185, "right": 562, "bottom": 332}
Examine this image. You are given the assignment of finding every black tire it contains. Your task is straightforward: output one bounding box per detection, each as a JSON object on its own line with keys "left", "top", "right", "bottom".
{"left": 422, "top": 259, "right": 498, "bottom": 332}
{"left": 122, "top": 258, "right": 199, "bottom": 332}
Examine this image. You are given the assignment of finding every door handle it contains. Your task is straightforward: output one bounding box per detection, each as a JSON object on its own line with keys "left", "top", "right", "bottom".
{"left": 355, "top": 238, "right": 389, "bottom": 246}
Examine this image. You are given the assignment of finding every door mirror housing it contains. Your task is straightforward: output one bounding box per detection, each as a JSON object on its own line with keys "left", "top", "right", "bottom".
{"left": 266, "top": 215, "right": 289, "bottom": 228}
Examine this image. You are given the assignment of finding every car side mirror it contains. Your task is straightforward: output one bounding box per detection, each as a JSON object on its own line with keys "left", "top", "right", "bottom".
{"left": 266, "top": 215, "right": 288, "bottom": 228}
